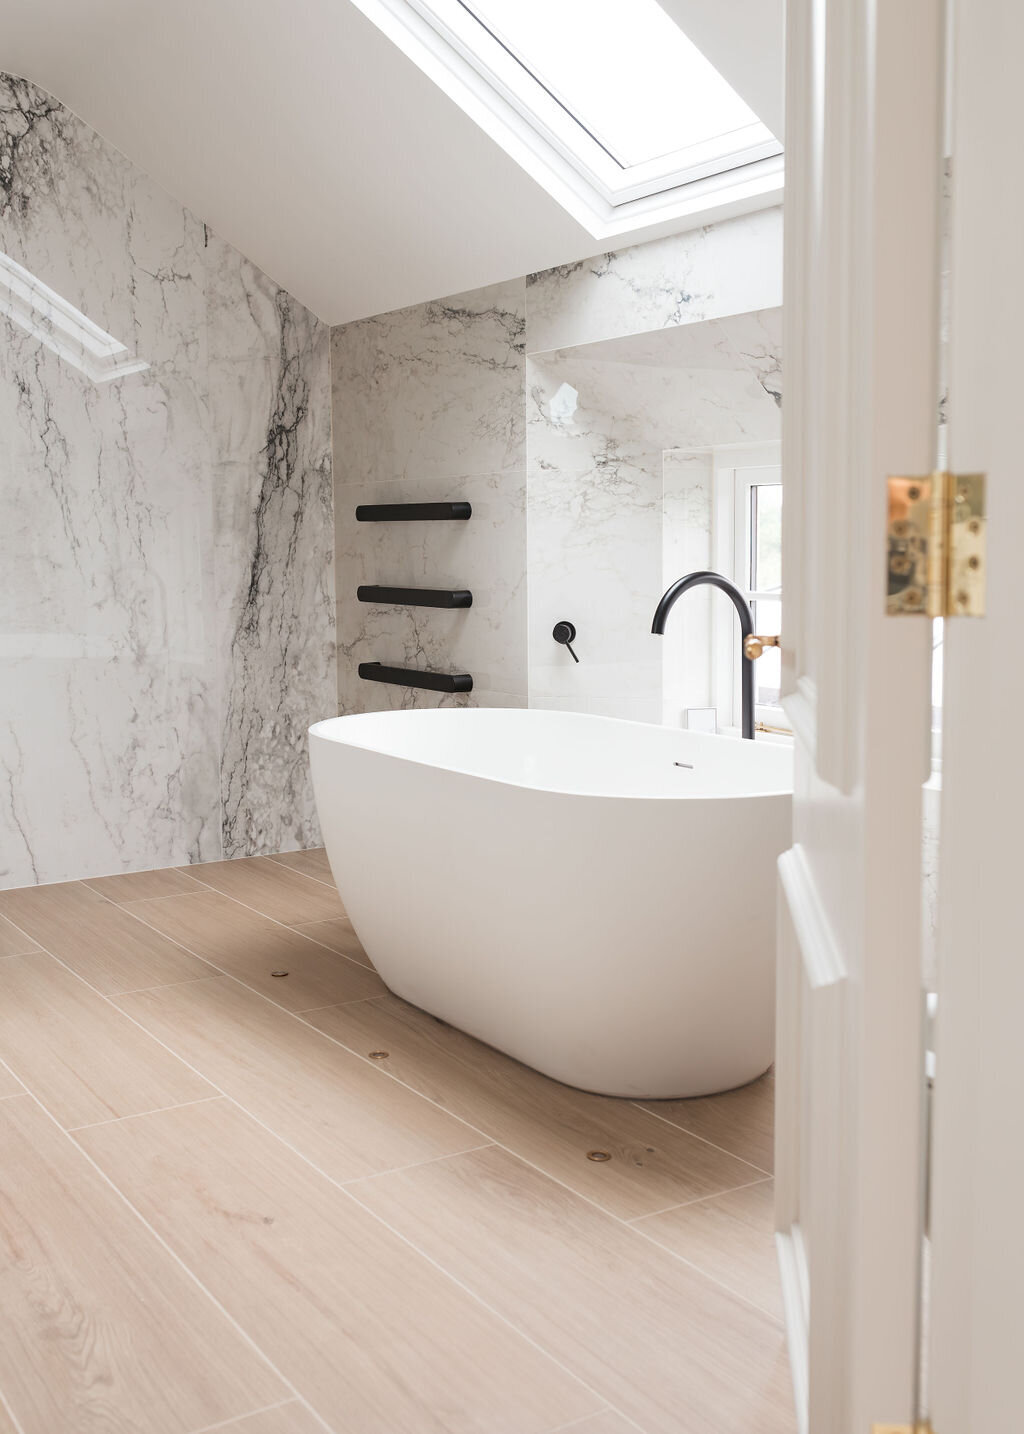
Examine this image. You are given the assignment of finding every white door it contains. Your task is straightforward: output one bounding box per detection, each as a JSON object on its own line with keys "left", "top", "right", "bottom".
{"left": 776, "top": 0, "right": 944, "bottom": 1429}
{"left": 927, "top": 2, "right": 1024, "bottom": 1429}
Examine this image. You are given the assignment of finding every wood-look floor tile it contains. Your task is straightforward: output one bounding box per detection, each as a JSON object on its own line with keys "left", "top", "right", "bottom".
{"left": 0, "top": 913, "right": 40, "bottom": 958}
{"left": 352, "top": 1146, "right": 794, "bottom": 1434}
{"left": 115, "top": 978, "right": 485, "bottom": 1181}
{"left": 79, "top": 1098, "right": 601, "bottom": 1434}
{"left": 294, "top": 917, "right": 373, "bottom": 968}
{"left": 84, "top": 866, "right": 205, "bottom": 903}
{"left": 0, "top": 952, "right": 214, "bottom": 1128}
{"left": 198, "top": 1405, "right": 324, "bottom": 1434}
{"left": 634, "top": 1180, "right": 783, "bottom": 1321}
{"left": 266, "top": 848, "right": 335, "bottom": 887}
{"left": 126, "top": 890, "right": 386, "bottom": 1011}
{"left": 550, "top": 1414, "right": 635, "bottom": 1434}
{"left": 638, "top": 1069, "right": 775, "bottom": 1174}
{"left": 183, "top": 857, "right": 344, "bottom": 925}
{"left": 0, "top": 881, "right": 210, "bottom": 994}
{"left": 0, "top": 1096, "right": 283, "bottom": 1434}
{"left": 304, "top": 996, "right": 762, "bottom": 1220}
{"left": 0, "top": 1064, "right": 25, "bottom": 1100}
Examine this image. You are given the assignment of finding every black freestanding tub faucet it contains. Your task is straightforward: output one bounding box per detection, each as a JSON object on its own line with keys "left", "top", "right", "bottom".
{"left": 651, "top": 570, "right": 756, "bottom": 740}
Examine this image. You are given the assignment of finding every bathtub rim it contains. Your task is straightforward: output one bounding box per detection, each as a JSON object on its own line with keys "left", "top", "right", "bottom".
{"left": 309, "top": 709, "right": 793, "bottom": 804}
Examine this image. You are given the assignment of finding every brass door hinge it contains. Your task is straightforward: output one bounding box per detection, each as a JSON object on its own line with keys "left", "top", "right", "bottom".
{"left": 887, "top": 470, "right": 986, "bottom": 616}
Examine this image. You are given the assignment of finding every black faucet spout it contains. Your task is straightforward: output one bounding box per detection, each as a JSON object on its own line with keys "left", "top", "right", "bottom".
{"left": 651, "top": 570, "right": 756, "bottom": 740}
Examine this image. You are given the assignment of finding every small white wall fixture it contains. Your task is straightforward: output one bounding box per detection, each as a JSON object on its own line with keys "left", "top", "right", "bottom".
{"left": 0, "top": 252, "right": 149, "bottom": 383}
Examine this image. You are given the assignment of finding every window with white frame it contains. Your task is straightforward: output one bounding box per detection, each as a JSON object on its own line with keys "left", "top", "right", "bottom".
{"left": 712, "top": 443, "right": 787, "bottom": 734}
{"left": 350, "top": 0, "right": 783, "bottom": 238}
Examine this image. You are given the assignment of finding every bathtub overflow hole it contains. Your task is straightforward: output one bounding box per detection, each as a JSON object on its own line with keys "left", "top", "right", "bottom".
{"left": 586, "top": 1150, "right": 612, "bottom": 1163}
{"left": 270, "top": 969, "right": 289, "bottom": 978}
{"left": 368, "top": 1050, "right": 390, "bottom": 1061}
{"left": 673, "top": 761, "right": 694, "bottom": 769}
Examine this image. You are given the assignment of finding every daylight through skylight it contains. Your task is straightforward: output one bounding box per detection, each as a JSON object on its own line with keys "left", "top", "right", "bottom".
{"left": 463, "top": 0, "right": 769, "bottom": 170}
{"left": 355, "top": 0, "right": 784, "bottom": 237}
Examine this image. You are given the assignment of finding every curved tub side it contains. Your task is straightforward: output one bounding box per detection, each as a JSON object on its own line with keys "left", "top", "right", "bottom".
{"left": 310, "top": 731, "right": 790, "bottom": 1098}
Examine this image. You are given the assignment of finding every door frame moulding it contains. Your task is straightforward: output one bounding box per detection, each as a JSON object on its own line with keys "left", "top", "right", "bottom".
{"left": 777, "top": 0, "right": 942, "bottom": 1428}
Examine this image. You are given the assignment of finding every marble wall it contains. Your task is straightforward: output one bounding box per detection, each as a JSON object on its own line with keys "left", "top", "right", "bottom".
{"left": 0, "top": 75, "right": 334, "bottom": 888}
{"left": 525, "top": 207, "right": 783, "bottom": 353}
{"left": 527, "top": 311, "right": 782, "bottom": 723}
{"left": 331, "top": 208, "right": 783, "bottom": 721}
{"left": 331, "top": 280, "right": 528, "bottom": 712}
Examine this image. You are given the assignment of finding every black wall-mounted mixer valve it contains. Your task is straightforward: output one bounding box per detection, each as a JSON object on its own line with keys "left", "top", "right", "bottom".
{"left": 552, "top": 620, "right": 579, "bottom": 663}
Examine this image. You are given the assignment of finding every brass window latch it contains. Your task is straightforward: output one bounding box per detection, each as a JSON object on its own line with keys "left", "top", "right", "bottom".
{"left": 887, "top": 470, "right": 986, "bottom": 617}
{"left": 743, "top": 634, "right": 781, "bottom": 661}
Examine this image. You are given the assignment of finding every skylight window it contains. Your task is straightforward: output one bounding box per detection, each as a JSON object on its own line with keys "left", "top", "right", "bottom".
{"left": 352, "top": 0, "right": 783, "bottom": 238}
{"left": 458, "top": 0, "right": 770, "bottom": 172}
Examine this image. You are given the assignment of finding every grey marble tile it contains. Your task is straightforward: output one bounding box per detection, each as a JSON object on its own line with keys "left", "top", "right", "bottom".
{"left": 0, "top": 77, "right": 220, "bottom": 888}
{"left": 211, "top": 245, "right": 335, "bottom": 858}
{"left": 331, "top": 278, "right": 526, "bottom": 485}
{"left": 662, "top": 449, "right": 714, "bottom": 726}
{"left": 526, "top": 207, "right": 783, "bottom": 354}
{"left": 0, "top": 74, "right": 334, "bottom": 886}
{"left": 526, "top": 316, "right": 780, "bottom": 722}
{"left": 336, "top": 472, "right": 526, "bottom": 713}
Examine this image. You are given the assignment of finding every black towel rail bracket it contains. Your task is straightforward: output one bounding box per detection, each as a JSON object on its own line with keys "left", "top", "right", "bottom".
{"left": 357, "top": 586, "right": 472, "bottom": 609}
{"left": 358, "top": 662, "right": 473, "bottom": 694}
{"left": 355, "top": 502, "right": 472, "bottom": 522}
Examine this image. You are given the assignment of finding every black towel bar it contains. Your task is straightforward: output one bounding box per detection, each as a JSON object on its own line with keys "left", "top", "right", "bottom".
{"left": 355, "top": 502, "right": 472, "bottom": 522}
{"left": 357, "top": 586, "right": 472, "bottom": 609}
{"left": 358, "top": 662, "right": 473, "bottom": 694}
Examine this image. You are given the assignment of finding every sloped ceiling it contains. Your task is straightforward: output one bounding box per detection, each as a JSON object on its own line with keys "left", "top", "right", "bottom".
{"left": 0, "top": 0, "right": 783, "bottom": 325}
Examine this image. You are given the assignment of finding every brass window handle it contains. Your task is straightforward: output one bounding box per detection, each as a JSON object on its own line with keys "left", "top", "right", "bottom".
{"left": 743, "top": 634, "right": 781, "bottom": 661}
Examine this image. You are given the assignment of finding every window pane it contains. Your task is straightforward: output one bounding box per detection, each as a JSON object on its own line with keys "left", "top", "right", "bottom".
{"left": 752, "top": 483, "right": 782, "bottom": 593}
{"left": 752, "top": 598, "right": 782, "bottom": 708}
{"left": 464, "top": 0, "right": 770, "bottom": 168}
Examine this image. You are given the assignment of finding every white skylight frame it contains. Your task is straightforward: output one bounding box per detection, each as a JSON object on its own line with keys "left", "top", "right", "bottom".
{"left": 349, "top": 0, "right": 784, "bottom": 239}
{"left": 0, "top": 252, "right": 149, "bottom": 384}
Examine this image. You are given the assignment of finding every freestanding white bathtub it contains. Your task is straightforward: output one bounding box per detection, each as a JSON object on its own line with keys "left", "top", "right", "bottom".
{"left": 309, "top": 709, "right": 792, "bottom": 1099}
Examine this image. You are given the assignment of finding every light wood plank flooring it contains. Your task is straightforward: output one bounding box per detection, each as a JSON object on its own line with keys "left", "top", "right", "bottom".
{"left": 0, "top": 850, "right": 792, "bottom": 1434}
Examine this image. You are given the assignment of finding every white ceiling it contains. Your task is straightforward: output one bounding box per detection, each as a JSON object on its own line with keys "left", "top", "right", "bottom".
{"left": 0, "top": 0, "right": 783, "bottom": 326}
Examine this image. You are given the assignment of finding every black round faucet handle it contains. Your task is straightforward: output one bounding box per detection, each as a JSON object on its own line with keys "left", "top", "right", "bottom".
{"left": 552, "top": 620, "right": 580, "bottom": 663}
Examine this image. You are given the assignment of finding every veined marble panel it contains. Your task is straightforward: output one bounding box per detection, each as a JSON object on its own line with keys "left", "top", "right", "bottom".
{"left": 526, "top": 313, "right": 780, "bottom": 723}
{"left": 526, "top": 207, "right": 783, "bottom": 355}
{"left": 716, "top": 309, "right": 784, "bottom": 408}
{"left": 210, "top": 239, "right": 335, "bottom": 858}
{"left": 528, "top": 359, "right": 663, "bottom": 711}
{"left": 331, "top": 279, "right": 526, "bottom": 485}
{"left": 0, "top": 74, "right": 333, "bottom": 887}
{"left": 0, "top": 75, "right": 219, "bottom": 887}
{"left": 662, "top": 450, "right": 714, "bottom": 727}
{"left": 336, "top": 473, "right": 527, "bottom": 712}
{"left": 332, "top": 278, "right": 526, "bottom": 716}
